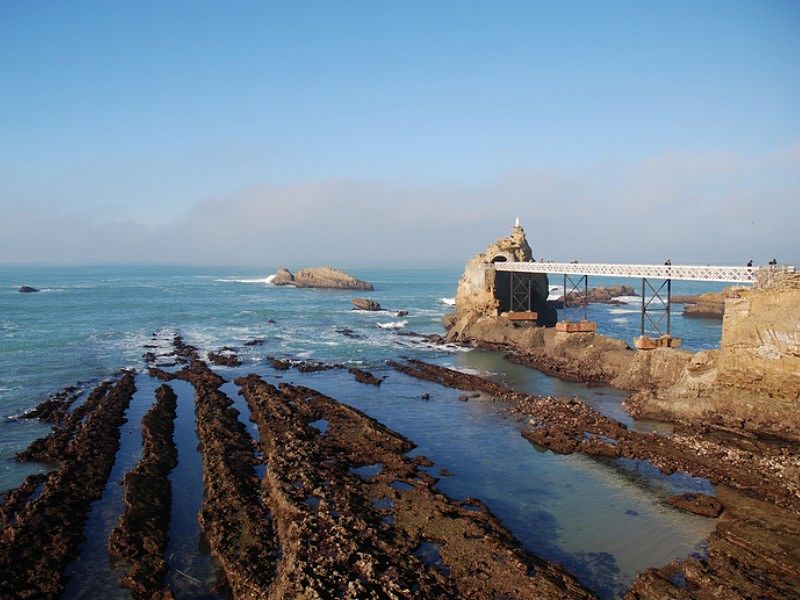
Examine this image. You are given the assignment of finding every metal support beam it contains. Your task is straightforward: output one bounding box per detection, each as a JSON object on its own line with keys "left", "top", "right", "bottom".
{"left": 639, "top": 278, "right": 672, "bottom": 338}
{"left": 562, "top": 274, "right": 589, "bottom": 323}
{"left": 510, "top": 272, "right": 533, "bottom": 312}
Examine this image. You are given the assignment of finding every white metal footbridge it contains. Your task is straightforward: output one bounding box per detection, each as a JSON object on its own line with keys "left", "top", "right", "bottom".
{"left": 492, "top": 261, "right": 794, "bottom": 343}
{"left": 493, "top": 261, "right": 761, "bottom": 283}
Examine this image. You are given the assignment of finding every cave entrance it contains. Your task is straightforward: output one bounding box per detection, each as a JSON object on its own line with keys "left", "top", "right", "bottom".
{"left": 491, "top": 256, "right": 511, "bottom": 313}
{"left": 494, "top": 269, "right": 535, "bottom": 313}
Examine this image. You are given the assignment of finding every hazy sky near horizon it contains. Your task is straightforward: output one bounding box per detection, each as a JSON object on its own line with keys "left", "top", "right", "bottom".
{"left": 1, "top": 1, "right": 798, "bottom": 266}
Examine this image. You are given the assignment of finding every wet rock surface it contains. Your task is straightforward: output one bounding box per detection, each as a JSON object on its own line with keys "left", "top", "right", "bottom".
{"left": 235, "top": 374, "right": 595, "bottom": 599}
{"left": 348, "top": 367, "right": 384, "bottom": 386}
{"left": 627, "top": 486, "right": 800, "bottom": 599}
{"left": 178, "top": 347, "right": 278, "bottom": 597}
{"left": 108, "top": 384, "right": 178, "bottom": 600}
{"left": 0, "top": 373, "right": 136, "bottom": 599}
{"left": 667, "top": 492, "right": 724, "bottom": 518}
{"left": 352, "top": 297, "right": 382, "bottom": 311}
{"left": 18, "top": 285, "right": 39, "bottom": 293}
{"left": 267, "top": 356, "right": 384, "bottom": 385}
{"left": 19, "top": 384, "right": 81, "bottom": 424}
{"left": 207, "top": 348, "right": 242, "bottom": 367}
{"left": 16, "top": 380, "right": 115, "bottom": 463}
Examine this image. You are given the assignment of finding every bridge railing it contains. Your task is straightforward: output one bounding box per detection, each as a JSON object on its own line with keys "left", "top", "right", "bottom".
{"left": 493, "top": 261, "right": 759, "bottom": 283}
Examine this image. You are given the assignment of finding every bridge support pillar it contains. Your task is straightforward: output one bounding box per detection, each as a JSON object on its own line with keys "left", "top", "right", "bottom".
{"left": 635, "top": 277, "right": 681, "bottom": 350}
{"left": 555, "top": 273, "right": 597, "bottom": 333}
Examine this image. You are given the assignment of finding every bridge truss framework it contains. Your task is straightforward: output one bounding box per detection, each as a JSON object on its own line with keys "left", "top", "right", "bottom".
{"left": 495, "top": 261, "right": 764, "bottom": 340}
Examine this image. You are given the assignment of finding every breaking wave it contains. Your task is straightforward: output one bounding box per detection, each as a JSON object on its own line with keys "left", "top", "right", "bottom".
{"left": 439, "top": 297, "right": 456, "bottom": 306}
{"left": 217, "top": 275, "right": 276, "bottom": 284}
{"left": 377, "top": 320, "right": 408, "bottom": 330}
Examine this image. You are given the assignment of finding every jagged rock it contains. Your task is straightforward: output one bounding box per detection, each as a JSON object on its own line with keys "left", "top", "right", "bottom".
{"left": 682, "top": 292, "right": 726, "bottom": 318}
{"left": 352, "top": 298, "right": 381, "bottom": 311}
{"left": 272, "top": 268, "right": 294, "bottom": 286}
{"left": 668, "top": 493, "right": 724, "bottom": 517}
{"left": 450, "top": 223, "right": 555, "bottom": 330}
{"left": 563, "top": 285, "right": 638, "bottom": 305}
{"left": 273, "top": 266, "right": 373, "bottom": 290}
{"left": 626, "top": 273, "right": 800, "bottom": 440}
{"left": 18, "top": 286, "right": 39, "bottom": 293}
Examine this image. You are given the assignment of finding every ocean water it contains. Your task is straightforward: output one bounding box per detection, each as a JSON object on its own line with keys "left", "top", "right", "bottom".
{"left": 0, "top": 265, "right": 731, "bottom": 598}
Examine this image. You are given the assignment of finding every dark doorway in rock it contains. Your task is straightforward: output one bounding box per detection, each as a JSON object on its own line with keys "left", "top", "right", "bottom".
{"left": 492, "top": 256, "right": 511, "bottom": 313}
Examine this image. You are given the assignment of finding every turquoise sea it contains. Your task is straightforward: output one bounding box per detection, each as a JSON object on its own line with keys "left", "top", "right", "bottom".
{"left": 1, "top": 265, "right": 731, "bottom": 599}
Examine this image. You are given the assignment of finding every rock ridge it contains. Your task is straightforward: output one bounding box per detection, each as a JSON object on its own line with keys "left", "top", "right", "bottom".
{"left": 273, "top": 266, "right": 373, "bottom": 290}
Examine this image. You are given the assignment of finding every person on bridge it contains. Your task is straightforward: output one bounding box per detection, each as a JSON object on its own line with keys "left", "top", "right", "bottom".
{"left": 664, "top": 259, "right": 672, "bottom": 266}
{"left": 747, "top": 260, "right": 753, "bottom": 267}
{"left": 769, "top": 258, "right": 778, "bottom": 266}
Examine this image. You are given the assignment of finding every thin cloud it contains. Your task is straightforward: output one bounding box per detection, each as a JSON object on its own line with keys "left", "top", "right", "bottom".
{"left": 1, "top": 143, "right": 797, "bottom": 266}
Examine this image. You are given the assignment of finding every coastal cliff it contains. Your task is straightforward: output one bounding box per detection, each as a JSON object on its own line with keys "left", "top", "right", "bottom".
{"left": 626, "top": 272, "right": 800, "bottom": 439}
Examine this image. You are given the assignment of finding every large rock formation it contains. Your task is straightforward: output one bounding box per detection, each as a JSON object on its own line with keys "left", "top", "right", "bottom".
{"left": 351, "top": 298, "right": 381, "bottom": 311}
{"left": 449, "top": 224, "right": 555, "bottom": 332}
{"left": 563, "top": 285, "right": 637, "bottom": 305}
{"left": 445, "top": 226, "right": 800, "bottom": 440}
{"left": 625, "top": 272, "right": 800, "bottom": 440}
{"left": 272, "top": 266, "right": 373, "bottom": 290}
{"left": 678, "top": 291, "right": 727, "bottom": 319}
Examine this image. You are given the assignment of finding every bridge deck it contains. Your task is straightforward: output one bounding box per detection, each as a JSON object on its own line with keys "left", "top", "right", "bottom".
{"left": 493, "top": 261, "right": 763, "bottom": 283}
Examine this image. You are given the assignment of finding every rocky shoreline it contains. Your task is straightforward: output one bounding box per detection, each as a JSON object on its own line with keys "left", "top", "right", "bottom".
{"left": 2, "top": 335, "right": 612, "bottom": 598}
{"left": 109, "top": 384, "right": 178, "bottom": 599}
{"left": 389, "top": 359, "right": 800, "bottom": 598}
{"left": 0, "top": 372, "right": 136, "bottom": 598}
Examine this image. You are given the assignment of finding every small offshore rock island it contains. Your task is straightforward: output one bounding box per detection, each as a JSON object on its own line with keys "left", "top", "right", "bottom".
{"left": 0, "top": 227, "right": 798, "bottom": 599}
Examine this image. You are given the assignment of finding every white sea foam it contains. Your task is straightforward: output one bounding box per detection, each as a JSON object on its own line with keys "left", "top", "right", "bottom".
{"left": 216, "top": 275, "right": 276, "bottom": 284}
{"left": 547, "top": 285, "right": 565, "bottom": 301}
{"left": 610, "top": 295, "right": 638, "bottom": 304}
{"left": 608, "top": 308, "right": 640, "bottom": 315}
{"left": 452, "top": 367, "right": 492, "bottom": 376}
{"left": 611, "top": 317, "right": 629, "bottom": 324}
{"left": 439, "top": 297, "right": 456, "bottom": 306}
{"left": 377, "top": 320, "right": 408, "bottom": 330}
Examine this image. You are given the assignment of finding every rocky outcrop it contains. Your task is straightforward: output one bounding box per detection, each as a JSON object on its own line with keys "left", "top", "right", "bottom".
{"left": 627, "top": 273, "right": 800, "bottom": 440}
{"left": 273, "top": 266, "right": 373, "bottom": 290}
{"left": 18, "top": 286, "right": 39, "bottom": 293}
{"left": 0, "top": 373, "right": 136, "bottom": 598}
{"left": 450, "top": 224, "right": 555, "bottom": 329}
{"left": 351, "top": 298, "right": 381, "bottom": 311}
{"left": 681, "top": 291, "right": 726, "bottom": 319}
{"left": 272, "top": 267, "right": 294, "bottom": 286}
{"left": 563, "top": 285, "right": 637, "bottom": 305}
{"left": 667, "top": 492, "right": 724, "bottom": 518}
{"left": 109, "top": 384, "right": 178, "bottom": 599}
{"left": 448, "top": 314, "right": 636, "bottom": 385}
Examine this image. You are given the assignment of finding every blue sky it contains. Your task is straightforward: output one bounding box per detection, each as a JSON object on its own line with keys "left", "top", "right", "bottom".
{"left": 1, "top": 1, "right": 798, "bottom": 264}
